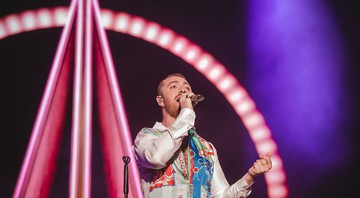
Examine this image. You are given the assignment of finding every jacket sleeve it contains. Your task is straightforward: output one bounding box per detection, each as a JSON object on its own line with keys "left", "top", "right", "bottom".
{"left": 210, "top": 147, "right": 253, "bottom": 198}
{"left": 133, "top": 108, "right": 195, "bottom": 169}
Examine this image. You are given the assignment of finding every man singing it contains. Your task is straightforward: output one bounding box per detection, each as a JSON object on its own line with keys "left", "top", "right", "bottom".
{"left": 133, "top": 73, "right": 272, "bottom": 198}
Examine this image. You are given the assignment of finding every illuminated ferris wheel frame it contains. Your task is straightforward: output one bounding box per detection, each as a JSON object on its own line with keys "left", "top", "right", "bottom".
{"left": 0, "top": 6, "right": 288, "bottom": 198}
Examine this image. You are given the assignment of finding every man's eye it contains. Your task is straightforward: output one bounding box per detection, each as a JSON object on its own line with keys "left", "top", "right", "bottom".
{"left": 170, "top": 85, "right": 177, "bottom": 89}
{"left": 186, "top": 87, "right": 191, "bottom": 91}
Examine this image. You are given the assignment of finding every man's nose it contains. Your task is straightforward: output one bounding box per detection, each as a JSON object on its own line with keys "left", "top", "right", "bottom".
{"left": 179, "top": 86, "right": 187, "bottom": 94}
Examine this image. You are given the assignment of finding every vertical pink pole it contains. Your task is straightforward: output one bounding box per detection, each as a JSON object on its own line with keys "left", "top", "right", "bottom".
{"left": 82, "top": 0, "right": 93, "bottom": 196}
{"left": 69, "top": 0, "right": 93, "bottom": 197}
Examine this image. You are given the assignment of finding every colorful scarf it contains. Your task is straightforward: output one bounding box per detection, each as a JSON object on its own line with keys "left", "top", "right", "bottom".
{"left": 148, "top": 128, "right": 215, "bottom": 197}
{"left": 187, "top": 128, "right": 214, "bottom": 197}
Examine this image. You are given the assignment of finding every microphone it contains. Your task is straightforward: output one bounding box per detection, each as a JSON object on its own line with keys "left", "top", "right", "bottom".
{"left": 177, "top": 94, "right": 205, "bottom": 104}
{"left": 190, "top": 94, "right": 205, "bottom": 103}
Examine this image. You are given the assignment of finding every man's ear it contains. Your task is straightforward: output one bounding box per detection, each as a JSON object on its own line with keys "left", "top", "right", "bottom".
{"left": 156, "top": 95, "right": 164, "bottom": 107}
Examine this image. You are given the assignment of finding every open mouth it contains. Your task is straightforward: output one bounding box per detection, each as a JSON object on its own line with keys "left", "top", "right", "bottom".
{"left": 175, "top": 94, "right": 183, "bottom": 102}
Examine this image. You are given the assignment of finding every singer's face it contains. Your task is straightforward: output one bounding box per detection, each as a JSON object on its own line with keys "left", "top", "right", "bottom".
{"left": 159, "top": 76, "right": 192, "bottom": 118}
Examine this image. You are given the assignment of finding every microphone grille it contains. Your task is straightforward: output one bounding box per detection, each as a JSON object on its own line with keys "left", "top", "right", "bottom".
{"left": 195, "top": 94, "right": 205, "bottom": 102}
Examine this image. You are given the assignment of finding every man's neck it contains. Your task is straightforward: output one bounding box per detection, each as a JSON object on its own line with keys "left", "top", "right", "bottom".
{"left": 161, "top": 112, "right": 176, "bottom": 128}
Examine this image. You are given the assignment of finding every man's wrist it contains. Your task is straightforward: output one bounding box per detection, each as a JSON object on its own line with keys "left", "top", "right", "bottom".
{"left": 245, "top": 172, "right": 256, "bottom": 185}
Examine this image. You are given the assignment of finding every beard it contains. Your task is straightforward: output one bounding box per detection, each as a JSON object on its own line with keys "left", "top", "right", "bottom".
{"left": 163, "top": 99, "right": 181, "bottom": 118}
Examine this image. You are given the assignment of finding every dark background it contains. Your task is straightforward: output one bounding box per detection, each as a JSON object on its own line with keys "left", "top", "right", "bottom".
{"left": 1, "top": 0, "right": 359, "bottom": 197}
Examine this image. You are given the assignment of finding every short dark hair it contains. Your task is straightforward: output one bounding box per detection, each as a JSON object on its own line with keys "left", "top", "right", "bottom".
{"left": 157, "top": 73, "right": 186, "bottom": 95}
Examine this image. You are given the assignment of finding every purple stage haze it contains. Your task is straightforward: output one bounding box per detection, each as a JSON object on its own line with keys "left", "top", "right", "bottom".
{"left": 247, "top": 0, "right": 354, "bottom": 196}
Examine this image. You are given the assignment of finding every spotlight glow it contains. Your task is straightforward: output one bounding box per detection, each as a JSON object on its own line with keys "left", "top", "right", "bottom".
{"left": 113, "top": 13, "right": 130, "bottom": 33}
{"left": 171, "top": 37, "right": 188, "bottom": 54}
{"left": 5, "top": 15, "right": 22, "bottom": 34}
{"left": 268, "top": 184, "right": 289, "bottom": 198}
{"left": 208, "top": 65, "right": 225, "bottom": 82}
{"left": 53, "top": 7, "right": 68, "bottom": 26}
{"left": 256, "top": 140, "right": 277, "bottom": 154}
{"left": 250, "top": 126, "right": 271, "bottom": 142}
{"left": 184, "top": 45, "right": 200, "bottom": 63}
{"left": 267, "top": 169, "right": 286, "bottom": 183}
{"left": 243, "top": 112, "right": 265, "bottom": 129}
{"left": 21, "top": 11, "right": 36, "bottom": 31}
{"left": 143, "top": 23, "right": 160, "bottom": 41}
{"left": 195, "top": 54, "right": 213, "bottom": 71}
{"left": 100, "top": 9, "right": 114, "bottom": 29}
{"left": 157, "top": 29, "right": 174, "bottom": 47}
{"left": 218, "top": 75, "right": 235, "bottom": 92}
{"left": 37, "top": 9, "right": 52, "bottom": 28}
{"left": 234, "top": 98, "right": 255, "bottom": 116}
{"left": 227, "top": 88, "right": 247, "bottom": 103}
{"left": 129, "top": 17, "right": 145, "bottom": 37}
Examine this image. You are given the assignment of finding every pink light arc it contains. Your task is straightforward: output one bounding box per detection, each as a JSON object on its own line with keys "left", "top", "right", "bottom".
{"left": 0, "top": 6, "right": 289, "bottom": 198}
